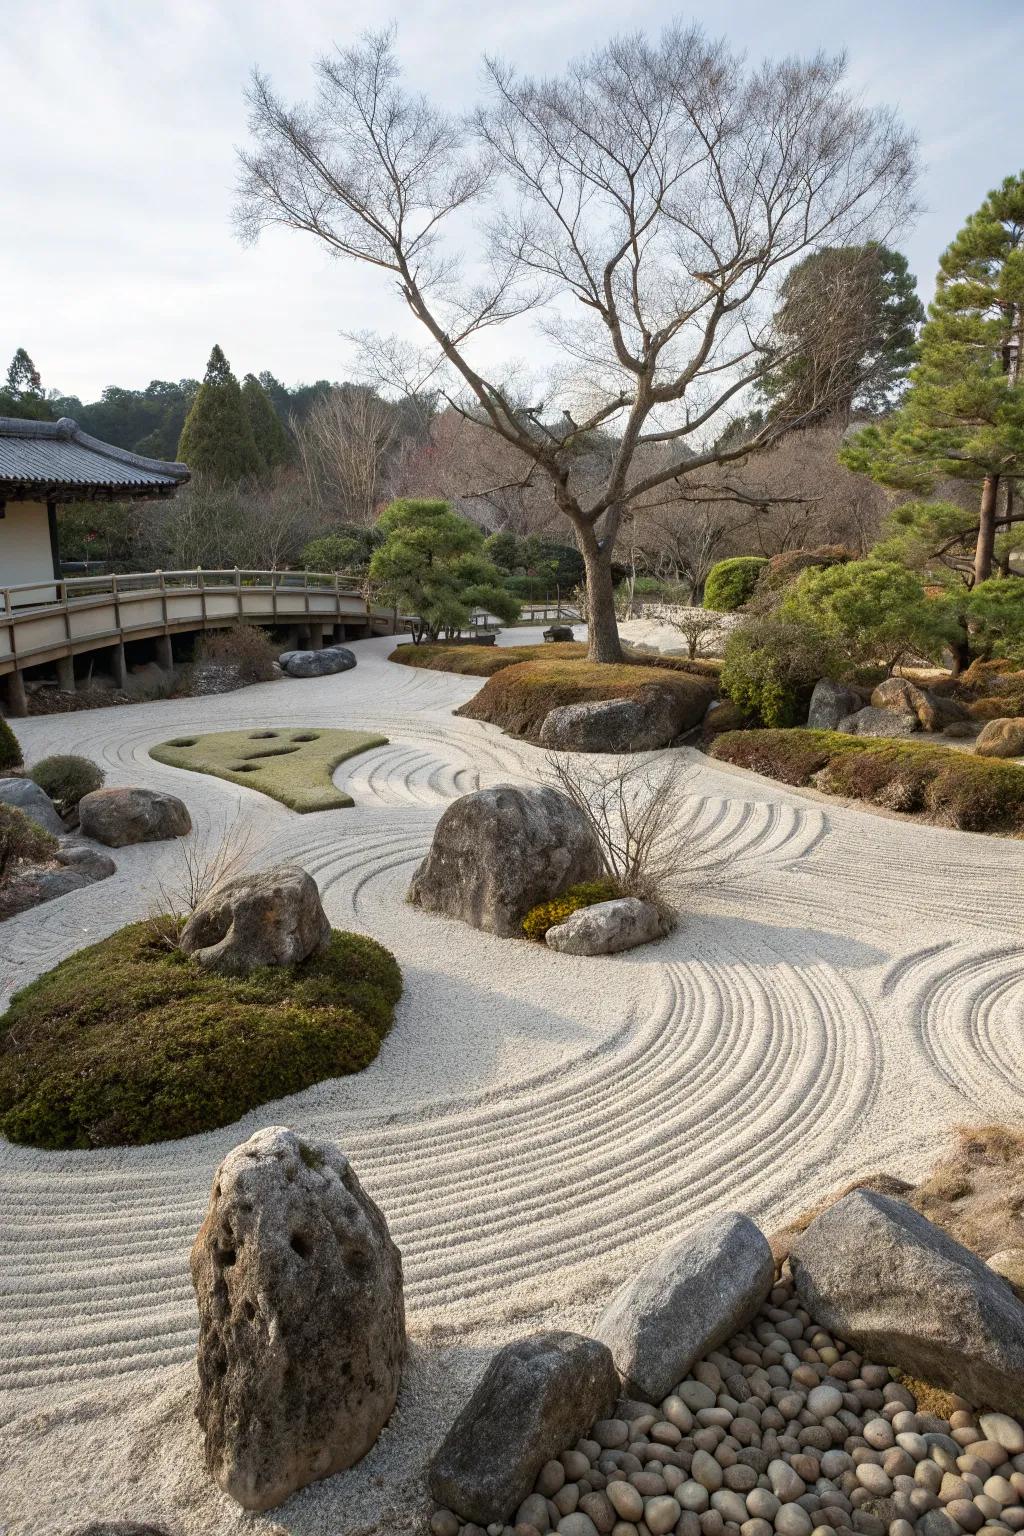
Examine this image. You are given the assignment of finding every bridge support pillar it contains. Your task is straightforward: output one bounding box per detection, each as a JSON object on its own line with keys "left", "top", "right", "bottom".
{"left": 110, "top": 642, "right": 128, "bottom": 690}
{"left": 55, "top": 655, "right": 76, "bottom": 692}
{"left": 155, "top": 634, "right": 173, "bottom": 671}
{"left": 308, "top": 623, "right": 324, "bottom": 650}
{"left": 4, "top": 669, "right": 27, "bottom": 718}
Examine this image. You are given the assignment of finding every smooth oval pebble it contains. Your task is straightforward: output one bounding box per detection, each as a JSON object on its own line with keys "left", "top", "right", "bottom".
{"left": 430, "top": 1512, "right": 459, "bottom": 1536}
{"left": 748, "top": 1490, "right": 781, "bottom": 1521}
{"left": 807, "top": 1387, "right": 844, "bottom": 1419}
{"left": 693, "top": 1450, "right": 725, "bottom": 1492}
{"left": 856, "top": 1464, "right": 892, "bottom": 1497}
{"left": 679, "top": 1482, "right": 712, "bottom": 1513}
{"left": 774, "top": 1503, "right": 813, "bottom": 1536}
{"left": 594, "top": 1420, "right": 630, "bottom": 1449}
{"left": 980, "top": 1416, "right": 1024, "bottom": 1458}
{"left": 538, "top": 1460, "right": 567, "bottom": 1496}
{"left": 645, "top": 1496, "right": 683, "bottom": 1535}
{"left": 983, "top": 1476, "right": 1015, "bottom": 1505}
{"left": 606, "top": 1481, "right": 644, "bottom": 1522}
{"left": 557, "top": 1515, "right": 599, "bottom": 1536}
{"left": 946, "top": 1500, "right": 985, "bottom": 1533}
{"left": 712, "top": 1490, "right": 750, "bottom": 1525}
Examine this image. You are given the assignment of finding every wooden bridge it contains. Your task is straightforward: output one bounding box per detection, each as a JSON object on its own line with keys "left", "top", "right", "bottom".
{"left": 0, "top": 568, "right": 397, "bottom": 715}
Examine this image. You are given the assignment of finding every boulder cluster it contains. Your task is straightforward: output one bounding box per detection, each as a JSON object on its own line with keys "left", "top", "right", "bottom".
{"left": 808, "top": 679, "right": 970, "bottom": 740}
{"left": 429, "top": 1193, "right": 1024, "bottom": 1536}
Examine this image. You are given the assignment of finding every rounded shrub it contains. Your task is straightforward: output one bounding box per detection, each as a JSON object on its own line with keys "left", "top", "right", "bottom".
{"left": 522, "top": 878, "right": 620, "bottom": 941}
{"left": 0, "top": 923, "right": 403, "bottom": 1148}
{"left": 704, "top": 556, "right": 769, "bottom": 612}
{"left": 0, "top": 717, "right": 23, "bottom": 771}
{"left": 720, "top": 613, "right": 839, "bottom": 728}
{"left": 0, "top": 803, "right": 58, "bottom": 882}
{"left": 28, "top": 754, "right": 104, "bottom": 816}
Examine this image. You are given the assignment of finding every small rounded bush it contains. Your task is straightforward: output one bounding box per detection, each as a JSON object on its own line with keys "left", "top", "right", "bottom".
{"left": 704, "top": 556, "right": 769, "bottom": 612}
{"left": 0, "top": 716, "right": 23, "bottom": 771}
{"left": 522, "top": 879, "right": 620, "bottom": 941}
{"left": 0, "top": 923, "right": 403, "bottom": 1148}
{"left": 28, "top": 754, "right": 104, "bottom": 816}
{"left": 0, "top": 803, "right": 58, "bottom": 882}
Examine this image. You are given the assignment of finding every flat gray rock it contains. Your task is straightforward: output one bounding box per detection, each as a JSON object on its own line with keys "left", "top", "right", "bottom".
{"left": 0, "top": 776, "right": 63, "bottom": 835}
{"left": 545, "top": 896, "right": 670, "bottom": 956}
{"left": 807, "top": 679, "right": 861, "bottom": 732}
{"left": 836, "top": 706, "right": 919, "bottom": 738}
{"left": 180, "top": 863, "right": 331, "bottom": 976}
{"left": 279, "top": 646, "right": 356, "bottom": 678}
{"left": 539, "top": 693, "right": 685, "bottom": 752}
{"left": 78, "top": 787, "right": 191, "bottom": 847}
{"left": 594, "top": 1212, "right": 774, "bottom": 1402}
{"left": 430, "top": 1330, "right": 618, "bottom": 1524}
{"left": 191, "top": 1126, "right": 405, "bottom": 1512}
{"left": 791, "top": 1189, "right": 1024, "bottom": 1416}
{"left": 408, "top": 784, "right": 604, "bottom": 937}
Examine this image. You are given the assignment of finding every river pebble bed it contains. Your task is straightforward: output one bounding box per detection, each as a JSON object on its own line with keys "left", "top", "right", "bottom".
{"left": 431, "top": 1273, "right": 1024, "bottom": 1536}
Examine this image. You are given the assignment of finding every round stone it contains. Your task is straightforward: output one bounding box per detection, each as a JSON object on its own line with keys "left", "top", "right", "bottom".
{"left": 946, "top": 1501, "right": 985, "bottom": 1533}
{"left": 645, "top": 1496, "right": 683, "bottom": 1535}
{"left": 556, "top": 1515, "right": 598, "bottom": 1536}
{"left": 775, "top": 1503, "right": 813, "bottom": 1536}
{"left": 680, "top": 1382, "right": 719, "bottom": 1412}
{"left": 606, "top": 1481, "right": 643, "bottom": 1522}
{"left": 807, "top": 1387, "right": 844, "bottom": 1420}
{"left": 652, "top": 1421, "right": 683, "bottom": 1446}
{"left": 694, "top": 1450, "right": 726, "bottom": 1492}
{"left": 769, "top": 1460, "right": 807, "bottom": 1502}
{"left": 594, "top": 1420, "right": 630, "bottom": 1449}
{"left": 862, "top": 1419, "right": 895, "bottom": 1451}
{"left": 983, "top": 1476, "right": 1015, "bottom": 1506}
{"left": 743, "top": 1522, "right": 775, "bottom": 1536}
{"left": 679, "top": 1482, "right": 712, "bottom": 1513}
{"left": 563, "top": 1451, "right": 592, "bottom": 1480}
{"left": 856, "top": 1464, "right": 892, "bottom": 1497}
{"left": 980, "top": 1416, "right": 1024, "bottom": 1458}
{"left": 538, "top": 1460, "right": 567, "bottom": 1496}
{"left": 748, "top": 1490, "right": 781, "bottom": 1521}
{"left": 663, "top": 1397, "right": 696, "bottom": 1432}
{"left": 712, "top": 1490, "right": 750, "bottom": 1525}
{"left": 430, "top": 1511, "right": 460, "bottom": 1536}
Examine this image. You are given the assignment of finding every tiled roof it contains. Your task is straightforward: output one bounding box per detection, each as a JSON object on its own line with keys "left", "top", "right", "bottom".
{"left": 0, "top": 417, "right": 190, "bottom": 498}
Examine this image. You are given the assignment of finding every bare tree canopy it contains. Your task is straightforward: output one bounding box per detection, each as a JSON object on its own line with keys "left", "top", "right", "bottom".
{"left": 237, "top": 23, "right": 917, "bottom": 660}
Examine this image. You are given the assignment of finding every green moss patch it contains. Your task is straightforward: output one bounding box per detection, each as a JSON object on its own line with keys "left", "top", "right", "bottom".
{"left": 712, "top": 728, "right": 1024, "bottom": 834}
{"left": 522, "top": 879, "right": 621, "bottom": 940}
{"left": 457, "top": 658, "right": 716, "bottom": 742}
{"left": 389, "top": 640, "right": 588, "bottom": 676}
{"left": 0, "top": 921, "right": 403, "bottom": 1148}
{"left": 149, "top": 727, "right": 387, "bottom": 812}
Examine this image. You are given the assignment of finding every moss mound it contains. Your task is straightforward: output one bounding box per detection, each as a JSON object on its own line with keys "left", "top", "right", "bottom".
{"left": 150, "top": 726, "right": 387, "bottom": 812}
{"left": 522, "top": 879, "right": 620, "bottom": 941}
{"left": 390, "top": 641, "right": 588, "bottom": 676}
{"left": 457, "top": 659, "right": 715, "bottom": 742}
{"left": 0, "top": 922, "right": 403, "bottom": 1148}
{"left": 711, "top": 728, "right": 1024, "bottom": 834}
{"left": 29, "top": 754, "right": 104, "bottom": 815}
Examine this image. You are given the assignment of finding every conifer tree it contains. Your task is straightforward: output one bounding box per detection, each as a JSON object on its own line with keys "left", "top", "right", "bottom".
{"left": 0, "top": 348, "right": 52, "bottom": 420}
{"left": 177, "top": 345, "right": 262, "bottom": 481}
{"left": 241, "top": 372, "right": 292, "bottom": 471}
{"left": 843, "top": 173, "right": 1024, "bottom": 583}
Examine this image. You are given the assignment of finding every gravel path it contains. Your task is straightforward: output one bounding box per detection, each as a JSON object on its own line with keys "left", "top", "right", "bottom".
{"left": 1, "top": 629, "right": 1022, "bottom": 1534}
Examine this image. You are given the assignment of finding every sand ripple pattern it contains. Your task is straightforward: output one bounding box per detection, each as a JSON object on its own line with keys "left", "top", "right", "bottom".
{"left": 1, "top": 631, "right": 1022, "bottom": 1419}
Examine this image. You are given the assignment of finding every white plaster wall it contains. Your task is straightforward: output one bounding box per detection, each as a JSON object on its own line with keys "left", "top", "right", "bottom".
{"left": 0, "top": 500, "right": 56, "bottom": 601}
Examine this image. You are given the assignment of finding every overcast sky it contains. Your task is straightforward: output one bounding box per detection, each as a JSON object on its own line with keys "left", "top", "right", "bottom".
{"left": 3, "top": 0, "right": 1021, "bottom": 403}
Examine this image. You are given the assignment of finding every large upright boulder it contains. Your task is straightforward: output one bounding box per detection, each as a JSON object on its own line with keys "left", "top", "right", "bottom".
{"left": 408, "top": 784, "right": 604, "bottom": 937}
{"left": 791, "top": 1189, "right": 1024, "bottom": 1415}
{"left": 594, "top": 1212, "right": 774, "bottom": 1402}
{"left": 78, "top": 787, "right": 191, "bottom": 846}
{"left": 807, "top": 679, "right": 861, "bottom": 732}
{"left": 0, "top": 776, "right": 64, "bottom": 835}
{"left": 180, "top": 864, "right": 330, "bottom": 976}
{"left": 430, "top": 1331, "right": 618, "bottom": 1525}
{"left": 191, "top": 1126, "right": 405, "bottom": 1512}
{"left": 871, "top": 677, "right": 966, "bottom": 732}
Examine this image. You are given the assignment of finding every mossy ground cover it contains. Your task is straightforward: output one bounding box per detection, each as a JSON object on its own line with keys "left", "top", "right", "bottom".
{"left": 149, "top": 726, "right": 387, "bottom": 812}
{"left": 389, "top": 640, "right": 588, "bottom": 675}
{"left": 457, "top": 657, "right": 716, "bottom": 741}
{"left": 711, "top": 728, "right": 1024, "bottom": 834}
{"left": 0, "top": 922, "right": 402, "bottom": 1148}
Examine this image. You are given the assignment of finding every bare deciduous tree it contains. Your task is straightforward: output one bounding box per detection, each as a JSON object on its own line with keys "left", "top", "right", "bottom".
{"left": 547, "top": 751, "right": 693, "bottom": 909}
{"left": 237, "top": 24, "right": 917, "bottom": 662}
{"left": 146, "top": 817, "right": 256, "bottom": 948}
{"left": 295, "top": 385, "right": 400, "bottom": 524}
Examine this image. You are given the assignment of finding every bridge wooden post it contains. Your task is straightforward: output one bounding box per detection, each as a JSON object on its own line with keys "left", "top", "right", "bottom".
{"left": 5, "top": 669, "right": 27, "bottom": 718}
{"left": 55, "top": 655, "right": 76, "bottom": 692}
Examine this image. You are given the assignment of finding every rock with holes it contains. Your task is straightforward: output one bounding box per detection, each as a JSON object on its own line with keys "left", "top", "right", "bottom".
{"left": 408, "top": 784, "right": 604, "bottom": 936}
{"left": 180, "top": 863, "right": 330, "bottom": 976}
{"left": 594, "top": 1212, "right": 774, "bottom": 1401}
{"left": 279, "top": 646, "right": 356, "bottom": 678}
{"left": 430, "top": 1330, "right": 618, "bottom": 1524}
{"left": 191, "top": 1125, "right": 405, "bottom": 1512}
{"left": 78, "top": 786, "right": 191, "bottom": 846}
{"left": 791, "top": 1189, "right": 1024, "bottom": 1416}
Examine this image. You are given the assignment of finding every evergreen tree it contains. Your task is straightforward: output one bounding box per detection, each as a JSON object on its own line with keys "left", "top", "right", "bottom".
{"left": 242, "top": 373, "right": 292, "bottom": 471}
{"left": 843, "top": 174, "right": 1024, "bottom": 583}
{"left": 369, "top": 499, "right": 521, "bottom": 642}
{"left": 0, "top": 348, "right": 52, "bottom": 420}
{"left": 177, "top": 345, "right": 262, "bottom": 481}
{"left": 759, "top": 244, "right": 923, "bottom": 424}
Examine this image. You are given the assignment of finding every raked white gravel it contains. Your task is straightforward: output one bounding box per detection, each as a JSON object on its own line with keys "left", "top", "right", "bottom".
{"left": 1, "top": 628, "right": 1022, "bottom": 1534}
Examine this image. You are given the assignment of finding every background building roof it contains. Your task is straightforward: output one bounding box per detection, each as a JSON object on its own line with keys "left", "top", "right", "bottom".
{"left": 0, "top": 417, "right": 190, "bottom": 501}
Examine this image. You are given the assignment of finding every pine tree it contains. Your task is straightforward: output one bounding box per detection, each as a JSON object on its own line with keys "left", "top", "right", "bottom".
{"left": 241, "top": 373, "right": 292, "bottom": 471}
{"left": 843, "top": 174, "right": 1024, "bottom": 583}
{"left": 177, "top": 345, "right": 262, "bottom": 481}
{"left": 0, "top": 348, "right": 52, "bottom": 420}
{"left": 759, "top": 245, "right": 923, "bottom": 424}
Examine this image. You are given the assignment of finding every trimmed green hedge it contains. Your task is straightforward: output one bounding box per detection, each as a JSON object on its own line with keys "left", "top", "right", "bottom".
{"left": 29, "top": 755, "right": 104, "bottom": 815}
{"left": 711, "top": 729, "right": 1024, "bottom": 834}
{"left": 0, "top": 717, "right": 23, "bottom": 771}
{"left": 0, "top": 923, "right": 403, "bottom": 1148}
{"left": 704, "top": 557, "right": 769, "bottom": 612}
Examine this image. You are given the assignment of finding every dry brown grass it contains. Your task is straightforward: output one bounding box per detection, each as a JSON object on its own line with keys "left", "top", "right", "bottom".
{"left": 457, "top": 658, "right": 715, "bottom": 741}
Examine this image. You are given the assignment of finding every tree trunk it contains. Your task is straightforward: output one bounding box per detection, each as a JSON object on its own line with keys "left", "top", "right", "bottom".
{"left": 577, "top": 524, "right": 624, "bottom": 663}
{"left": 949, "top": 619, "right": 971, "bottom": 677}
{"left": 975, "top": 474, "right": 1000, "bottom": 584}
